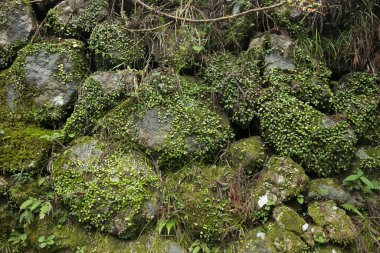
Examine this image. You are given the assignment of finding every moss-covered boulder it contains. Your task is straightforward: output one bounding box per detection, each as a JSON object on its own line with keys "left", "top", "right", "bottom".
{"left": 230, "top": 227, "right": 276, "bottom": 253}
{"left": 0, "top": 40, "right": 88, "bottom": 127}
{"left": 257, "top": 92, "right": 357, "bottom": 176}
{"left": 224, "top": 136, "right": 266, "bottom": 175}
{"left": 307, "top": 178, "right": 363, "bottom": 206}
{"left": 301, "top": 224, "right": 329, "bottom": 247}
{"left": 25, "top": 218, "right": 185, "bottom": 253}
{"left": 53, "top": 136, "right": 159, "bottom": 239}
{"left": 45, "top": 0, "right": 109, "bottom": 36}
{"left": 265, "top": 222, "right": 308, "bottom": 252}
{"left": 334, "top": 72, "right": 380, "bottom": 144}
{"left": 272, "top": 205, "right": 308, "bottom": 235}
{"left": 308, "top": 200, "right": 356, "bottom": 244}
{"left": 0, "top": 0, "right": 36, "bottom": 70}
{"left": 353, "top": 146, "right": 380, "bottom": 175}
{"left": 102, "top": 69, "right": 232, "bottom": 167}
{"left": 0, "top": 123, "right": 55, "bottom": 173}
{"left": 165, "top": 163, "right": 244, "bottom": 242}
{"left": 88, "top": 21, "right": 146, "bottom": 70}
{"left": 64, "top": 69, "right": 137, "bottom": 136}
{"left": 204, "top": 52, "right": 262, "bottom": 126}
{"left": 317, "top": 245, "right": 347, "bottom": 253}
{"left": 251, "top": 156, "right": 309, "bottom": 211}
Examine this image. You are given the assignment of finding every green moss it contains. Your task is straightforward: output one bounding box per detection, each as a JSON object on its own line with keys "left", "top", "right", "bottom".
{"left": 308, "top": 200, "right": 356, "bottom": 244}
{"left": 88, "top": 21, "right": 146, "bottom": 70}
{"left": 265, "top": 222, "right": 308, "bottom": 252}
{"left": 164, "top": 163, "right": 244, "bottom": 243}
{"left": 64, "top": 69, "right": 137, "bottom": 137}
{"left": 0, "top": 40, "right": 88, "bottom": 126}
{"left": 53, "top": 136, "right": 159, "bottom": 239}
{"left": 0, "top": 123, "right": 55, "bottom": 173}
{"left": 45, "top": 0, "right": 109, "bottom": 36}
{"left": 224, "top": 136, "right": 266, "bottom": 175}
{"left": 231, "top": 227, "right": 276, "bottom": 253}
{"left": 272, "top": 205, "right": 307, "bottom": 235}
{"left": 204, "top": 52, "right": 262, "bottom": 126}
{"left": 334, "top": 72, "right": 380, "bottom": 144}
{"left": 101, "top": 69, "right": 232, "bottom": 167}
{"left": 257, "top": 92, "right": 357, "bottom": 176}
{"left": 251, "top": 156, "right": 309, "bottom": 212}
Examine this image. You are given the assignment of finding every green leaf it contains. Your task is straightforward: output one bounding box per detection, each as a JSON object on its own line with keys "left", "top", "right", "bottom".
{"left": 165, "top": 220, "right": 175, "bottom": 235}
{"left": 30, "top": 199, "right": 43, "bottom": 211}
{"left": 192, "top": 246, "right": 200, "bottom": 253}
{"left": 297, "top": 195, "right": 304, "bottom": 204}
{"left": 19, "top": 211, "right": 34, "bottom": 224}
{"left": 20, "top": 198, "right": 35, "bottom": 210}
{"left": 341, "top": 203, "right": 364, "bottom": 218}
{"left": 360, "top": 177, "right": 375, "bottom": 189}
{"left": 38, "top": 236, "right": 46, "bottom": 243}
{"left": 192, "top": 45, "right": 204, "bottom": 54}
{"left": 39, "top": 202, "right": 53, "bottom": 219}
{"left": 343, "top": 174, "right": 361, "bottom": 182}
{"left": 40, "top": 242, "right": 47, "bottom": 248}
{"left": 157, "top": 220, "right": 165, "bottom": 235}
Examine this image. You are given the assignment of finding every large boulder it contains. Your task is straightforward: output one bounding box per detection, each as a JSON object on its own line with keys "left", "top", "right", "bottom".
{"left": 45, "top": 0, "right": 109, "bottom": 36}
{"left": 64, "top": 69, "right": 138, "bottom": 136}
{"left": 0, "top": 123, "right": 55, "bottom": 173}
{"left": 308, "top": 200, "right": 356, "bottom": 243}
{"left": 250, "top": 156, "right": 309, "bottom": 211}
{"left": 257, "top": 92, "right": 357, "bottom": 176}
{"left": 0, "top": 40, "right": 88, "bottom": 127}
{"left": 272, "top": 205, "right": 308, "bottom": 235}
{"left": 224, "top": 136, "right": 266, "bottom": 175}
{"left": 0, "top": 0, "right": 36, "bottom": 70}
{"left": 53, "top": 136, "right": 160, "bottom": 239}
{"left": 88, "top": 21, "right": 146, "bottom": 70}
{"left": 101, "top": 69, "right": 232, "bottom": 167}
{"left": 204, "top": 52, "right": 262, "bottom": 126}
{"left": 165, "top": 163, "right": 244, "bottom": 242}
{"left": 334, "top": 72, "right": 380, "bottom": 145}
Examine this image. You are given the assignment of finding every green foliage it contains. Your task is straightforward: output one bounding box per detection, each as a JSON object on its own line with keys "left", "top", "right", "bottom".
{"left": 88, "top": 21, "right": 146, "bottom": 70}
{"left": 257, "top": 92, "right": 357, "bottom": 176}
{"left": 204, "top": 52, "right": 262, "bottom": 126}
{"left": 7, "top": 231, "right": 27, "bottom": 252}
{"left": 157, "top": 218, "right": 177, "bottom": 236}
{"left": 190, "top": 240, "right": 211, "bottom": 253}
{"left": 341, "top": 203, "right": 364, "bottom": 218}
{"left": 102, "top": 70, "right": 232, "bottom": 167}
{"left": 343, "top": 169, "right": 380, "bottom": 193}
{"left": 19, "top": 197, "right": 53, "bottom": 224}
{"left": 38, "top": 234, "right": 56, "bottom": 249}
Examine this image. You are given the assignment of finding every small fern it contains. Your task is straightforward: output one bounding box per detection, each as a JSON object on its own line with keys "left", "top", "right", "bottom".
{"left": 341, "top": 203, "right": 364, "bottom": 218}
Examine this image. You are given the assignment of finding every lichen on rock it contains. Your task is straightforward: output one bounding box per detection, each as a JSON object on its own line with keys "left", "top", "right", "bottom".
{"left": 308, "top": 200, "right": 356, "bottom": 243}
{"left": 0, "top": 0, "right": 36, "bottom": 70}
{"left": 64, "top": 69, "right": 138, "bottom": 136}
{"left": 272, "top": 205, "right": 307, "bottom": 235}
{"left": 53, "top": 136, "right": 160, "bottom": 239}
{"left": 0, "top": 40, "right": 88, "bottom": 127}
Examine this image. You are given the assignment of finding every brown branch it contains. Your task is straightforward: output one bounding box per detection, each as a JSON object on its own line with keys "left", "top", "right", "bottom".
{"left": 131, "top": 0, "right": 286, "bottom": 23}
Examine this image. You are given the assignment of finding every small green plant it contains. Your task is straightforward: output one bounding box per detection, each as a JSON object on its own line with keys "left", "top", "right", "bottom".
{"left": 343, "top": 169, "right": 380, "bottom": 193}
{"left": 297, "top": 194, "right": 304, "bottom": 204}
{"left": 38, "top": 235, "right": 56, "bottom": 249}
{"left": 341, "top": 203, "right": 364, "bottom": 218}
{"left": 189, "top": 240, "right": 210, "bottom": 253}
{"left": 19, "top": 197, "right": 53, "bottom": 223}
{"left": 157, "top": 218, "right": 177, "bottom": 235}
{"left": 7, "top": 230, "right": 27, "bottom": 252}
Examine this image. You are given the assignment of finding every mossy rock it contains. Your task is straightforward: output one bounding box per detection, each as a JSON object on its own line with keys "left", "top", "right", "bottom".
{"left": 204, "top": 52, "right": 262, "bottom": 126}
{"left": 334, "top": 72, "right": 380, "bottom": 145}
{"left": 0, "top": 123, "right": 55, "bottom": 173}
{"left": 150, "top": 24, "right": 207, "bottom": 72}
{"left": 307, "top": 178, "right": 363, "bottom": 206}
{"left": 0, "top": 40, "right": 88, "bottom": 127}
{"left": 257, "top": 92, "right": 357, "bottom": 176}
{"left": 251, "top": 156, "right": 309, "bottom": 211}
{"left": 353, "top": 146, "right": 380, "bottom": 175}
{"left": 165, "top": 163, "right": 244, "bottom": 242}
{"left": 64, "top": 69, "right": 138, "bottom": 137}
{"left": 230, "top": 227, "right": 276, "bottom": 253}
{"left": 101, "top": 69, "right": 232, "bottom": 167}
{"left": 53, "top": 136, "right": 159, "bottom": 239}
{"left": 317, "top": 245, "right": 347, "bottom": 253}
{"left": 25, "top": 218, "right": 185, "bottom": 253}
{"left": 9, "top": 178, "right": 49, "bottom": 206}
{"left": 0, "top": 0, "right": 36, "bottom": 70}
{"left": 272, "top": 205, "right": 307, "bottom": 235}
{"left": 224, "top": 136, "right": 266, "bottom": 175}
{"left": 308, "top": 200, "right": 356, "bottom": 244}
{"left": 45, "top": 0, "right": 109, "bottom": 36}
{"left": 265, "top": 222, "right": 308, "bottom": 252}
{"left": 301, "top": 224, "right": 328, "bottom": 247}
{"left": 88, "top": 21, "right": 146, "bottom": 70}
